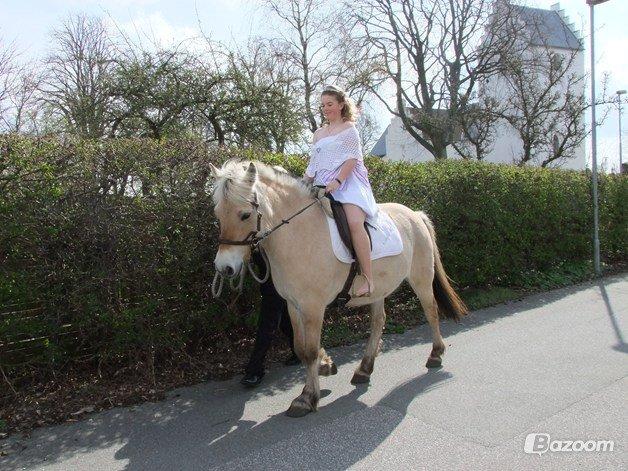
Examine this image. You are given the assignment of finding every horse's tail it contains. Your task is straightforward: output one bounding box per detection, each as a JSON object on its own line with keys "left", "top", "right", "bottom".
{"left": 418, "top": 212, "right": 468, "bottom": 322}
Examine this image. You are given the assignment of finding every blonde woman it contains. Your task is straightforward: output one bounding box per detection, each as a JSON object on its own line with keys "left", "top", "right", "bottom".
{"left": 303, "top": 85, "right": 378, "bottom": 297}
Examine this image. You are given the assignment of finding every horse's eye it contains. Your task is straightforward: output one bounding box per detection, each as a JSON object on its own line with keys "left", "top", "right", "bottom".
{"left": 240, "top": 212, "right": 251, "bottom": 221}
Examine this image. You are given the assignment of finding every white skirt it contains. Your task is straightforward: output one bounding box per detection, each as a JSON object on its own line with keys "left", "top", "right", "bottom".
{"left": 330, "top": 172, "right": 379, "bottom": 222}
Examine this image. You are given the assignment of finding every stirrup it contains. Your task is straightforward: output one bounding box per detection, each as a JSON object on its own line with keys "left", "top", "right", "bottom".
{"left": 351, "top": 273, "right": 373, "bottom": 298}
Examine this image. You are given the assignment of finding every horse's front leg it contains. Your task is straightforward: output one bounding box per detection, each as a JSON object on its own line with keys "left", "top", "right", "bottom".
{"left": 285, "top": 302, "right": 324, "bottom": 418}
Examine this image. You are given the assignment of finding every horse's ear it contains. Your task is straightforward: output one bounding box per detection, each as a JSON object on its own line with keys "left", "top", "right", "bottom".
{"left": 244, "top": 162, "right": 257, "bottom": 185}
{"left": 209, "top": 163, "right": 220, "bottom": 178}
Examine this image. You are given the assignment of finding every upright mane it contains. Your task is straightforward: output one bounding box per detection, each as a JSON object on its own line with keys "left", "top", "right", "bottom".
{"left": 211, "top": 159, "right": 312, "bottom": 207}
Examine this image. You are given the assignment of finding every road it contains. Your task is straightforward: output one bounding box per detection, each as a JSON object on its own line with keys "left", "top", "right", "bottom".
{"left": 1, "top": 273, "right": 626, "bottom": 470}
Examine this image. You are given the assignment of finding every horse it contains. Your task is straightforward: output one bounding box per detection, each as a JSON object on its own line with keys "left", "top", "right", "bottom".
{"left": 210, "top": 159, "right": 467, "bottom": 417}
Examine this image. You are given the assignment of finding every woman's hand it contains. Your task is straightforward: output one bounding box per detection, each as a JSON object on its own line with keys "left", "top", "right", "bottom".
{"left": 325, "top": 178, "right": 341, "bottom": 194}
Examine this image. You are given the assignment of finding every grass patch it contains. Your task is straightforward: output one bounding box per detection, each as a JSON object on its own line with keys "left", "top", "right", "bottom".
{"left": 460, "top": 260, "right": 612, "bottom": 312}
{"left": 322, "top": 318, "right": 367, "bottom": 347}
{"left": 461, "top": 287, "right": 523, "bottom": 311}
{"left": 384, "top": 320, "right": 406, "bottom": 334}
{"left": 513, "top": 260, "right": 595, "bottom": 291}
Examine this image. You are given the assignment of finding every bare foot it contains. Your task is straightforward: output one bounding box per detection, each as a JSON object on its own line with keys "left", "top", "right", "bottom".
{"left": 353, "top": 277, "right": 373, "bottom": 297}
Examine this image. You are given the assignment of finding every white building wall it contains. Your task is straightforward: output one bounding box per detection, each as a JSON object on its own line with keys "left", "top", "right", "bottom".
{"left": 385, "top": 116, "right": 462, "bottom": 163}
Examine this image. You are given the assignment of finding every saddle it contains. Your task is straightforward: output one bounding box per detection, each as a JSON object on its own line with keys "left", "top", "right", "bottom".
{"left": 314, "top": 186, "right": 372, "bottom": 307}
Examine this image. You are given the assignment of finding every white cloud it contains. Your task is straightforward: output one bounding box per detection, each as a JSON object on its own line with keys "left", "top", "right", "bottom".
{"left": 114, "top": 11, "right": 199, "bottom": 50}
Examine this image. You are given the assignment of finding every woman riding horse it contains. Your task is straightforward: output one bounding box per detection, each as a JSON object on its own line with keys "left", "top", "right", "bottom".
{"left": 210, "top": 88, "right": 467, "bottom": 418}
{"left": 303, "top": 85, "right": 377, "bottom": 297}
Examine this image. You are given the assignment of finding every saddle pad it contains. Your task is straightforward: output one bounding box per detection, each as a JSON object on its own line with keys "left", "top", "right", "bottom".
{"left": 326, "top": 209, "right": 403, "bottom": 264}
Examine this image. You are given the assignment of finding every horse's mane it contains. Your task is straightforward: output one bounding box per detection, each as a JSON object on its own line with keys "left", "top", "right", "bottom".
{"left": 212, "top": 159, "right": 312, "bottom": 207}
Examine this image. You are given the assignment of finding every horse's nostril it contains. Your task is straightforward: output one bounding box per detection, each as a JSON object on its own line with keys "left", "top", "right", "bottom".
{"left": 224, "top": 266, "right": 234, "bottom": 277}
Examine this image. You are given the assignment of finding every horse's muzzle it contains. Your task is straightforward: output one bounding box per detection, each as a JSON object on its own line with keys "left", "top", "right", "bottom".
{"left": 214, "top": 254, "right": 243, "bottom": 279}
{"left": 220, "top": 265, "right": 235, "bottom": 277}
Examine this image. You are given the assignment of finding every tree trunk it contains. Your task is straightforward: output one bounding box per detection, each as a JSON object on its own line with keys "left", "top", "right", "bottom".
{"left": 432, "top": 136, "right": 448, "bottom": 159}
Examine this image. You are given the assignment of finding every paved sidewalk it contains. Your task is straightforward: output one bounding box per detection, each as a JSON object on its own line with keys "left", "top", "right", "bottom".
{"left": 1, "top": 274, "right": 626, "bottom": 470}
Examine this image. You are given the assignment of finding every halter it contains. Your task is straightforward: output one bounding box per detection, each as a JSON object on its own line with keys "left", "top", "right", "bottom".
{"left": 217, "top": 190, "right": 323, "bottom": 251}
{"left": 217, "top": 192, "right": 264, "bottom": 248}
{"left": 212, "top": 187, "right": 324, "bottom": 298}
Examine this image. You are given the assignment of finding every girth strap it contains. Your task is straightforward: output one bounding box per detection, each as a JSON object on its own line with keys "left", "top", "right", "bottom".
{"left": 329, "top": 261, "right": 359, "bottom": 308}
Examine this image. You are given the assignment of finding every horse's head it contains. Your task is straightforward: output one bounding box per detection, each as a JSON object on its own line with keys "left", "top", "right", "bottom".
{"left": 210, "top": 160, "right": 261, "bottom": 278}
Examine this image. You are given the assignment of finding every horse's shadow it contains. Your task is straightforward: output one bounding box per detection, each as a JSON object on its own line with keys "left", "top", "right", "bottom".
{"left": 2, "top": 347, "right": 451, "bottom": 471}
{"left": 1, "top": 367, "right": 302, "bottom": 471}
{"left": 111, "top": 368, "right": 451, "bottom": 470}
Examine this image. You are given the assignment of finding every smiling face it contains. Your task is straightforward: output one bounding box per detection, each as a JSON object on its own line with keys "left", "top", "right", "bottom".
{"left": 320, "top": 92, "right": 345, "bottom": 122}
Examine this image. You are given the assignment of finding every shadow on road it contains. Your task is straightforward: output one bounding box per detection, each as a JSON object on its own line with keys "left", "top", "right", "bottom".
{"left": 112, "top": 369, "right": 453, "bottom": 470}
{"left": 597, "top": 281, "right": 627, "bottom": 354}
{"left": 1, "top": 366, "right": 452, "bottom": 470}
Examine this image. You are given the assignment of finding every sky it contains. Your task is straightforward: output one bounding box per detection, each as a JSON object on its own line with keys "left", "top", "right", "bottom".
{"left": 1, "top": 0, "right": 627, "bottom": 171}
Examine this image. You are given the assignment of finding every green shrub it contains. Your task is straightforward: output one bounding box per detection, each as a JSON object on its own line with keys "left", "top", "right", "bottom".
{"left": 0, "top": 135, "right": 625, "bottom": 371}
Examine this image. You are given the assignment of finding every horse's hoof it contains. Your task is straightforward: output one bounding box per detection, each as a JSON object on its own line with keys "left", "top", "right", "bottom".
{"left": 286, "top": 399, "right": 314, "bottom": 418}
{"left": 350, "top": 371, "right": 370, "bottom": 384}
{"left": 318, "top": 362, "right": 338, "bottom": 376}
{"left": 425, "top": 357, "right": 442, "bottom": 368}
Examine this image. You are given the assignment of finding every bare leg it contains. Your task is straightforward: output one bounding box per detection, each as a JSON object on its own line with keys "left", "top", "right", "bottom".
{"left": 343, "top": 203, "right": 374, "bottom": 296}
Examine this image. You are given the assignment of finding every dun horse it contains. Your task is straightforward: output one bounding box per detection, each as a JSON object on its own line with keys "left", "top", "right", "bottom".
{"left": 210, "top": 160, "right": 467, "bottom": 417}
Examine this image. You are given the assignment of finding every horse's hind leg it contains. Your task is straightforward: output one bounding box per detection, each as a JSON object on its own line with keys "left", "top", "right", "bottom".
{"left": 351, "top": 300, "right": 385, "bottom": 384}
{"left": 407, "top": 267, "right": 446, "bottom": 368}
{"left": 318, "top": 347, "right": 338, "bottom": 376}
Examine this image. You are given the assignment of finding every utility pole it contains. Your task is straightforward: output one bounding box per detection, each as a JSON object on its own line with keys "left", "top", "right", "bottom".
{"left": 617, "top": 89, "right": 626, "bottom": 173}
{"left": 587, "top": 0, "right": 611, "bottom": 276}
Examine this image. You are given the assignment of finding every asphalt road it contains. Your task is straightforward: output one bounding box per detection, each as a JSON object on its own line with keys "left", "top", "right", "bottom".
{"left": 1, "top": 273, "right": 626, "bottom": 470}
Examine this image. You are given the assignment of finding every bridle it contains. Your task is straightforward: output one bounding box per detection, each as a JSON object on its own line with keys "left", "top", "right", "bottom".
{"left": 217, "top": 189, "right": 324, "bottom": 250}
{"left": 212, "top": 187, "right": 324, "bottom": 297}
{"left": 217, "top": 192, "right": 264, "bottom": 249}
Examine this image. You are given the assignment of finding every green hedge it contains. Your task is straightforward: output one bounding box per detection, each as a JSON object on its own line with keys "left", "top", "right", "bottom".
{"left": 365, "top": 158, "right": 626, "bottom": 286}
{"left": 1, "top": 135, "right": 626, "bottom": 369}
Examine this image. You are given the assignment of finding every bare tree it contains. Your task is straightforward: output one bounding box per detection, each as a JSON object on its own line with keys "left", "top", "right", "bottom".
{"left": 40, "top": 14, "right": 117, "bottom": 138}
{"left": 261, "top": 0, "right": 332, "bottom": 134}
{"left": 2, "top": 64, "right": 44, "bottom": 134}
{"left": 350, "top": 0, "right": 521, "bottom": 159}
{"left": 354, "top": 105, "right": 381, "bottom": 153}
{"left": 0, "top": 40, "right": 43, "bottom": 134}
{"left": 185, "top": 39, "right": 303, "bottom": 151}
{"left": 224, "top": 40, "right": 304, "bottom": 151}
{"left": 0, "top": 39, "right": 19, "bottom": 131}
{"left": 450, "top": 97, "right": 500, "bottom": 160}
{"left": 497, "top": 45, "right": 589, "bottom": 167}
{"left": 261, "top": 0, "right": 380, "bottom": 139}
